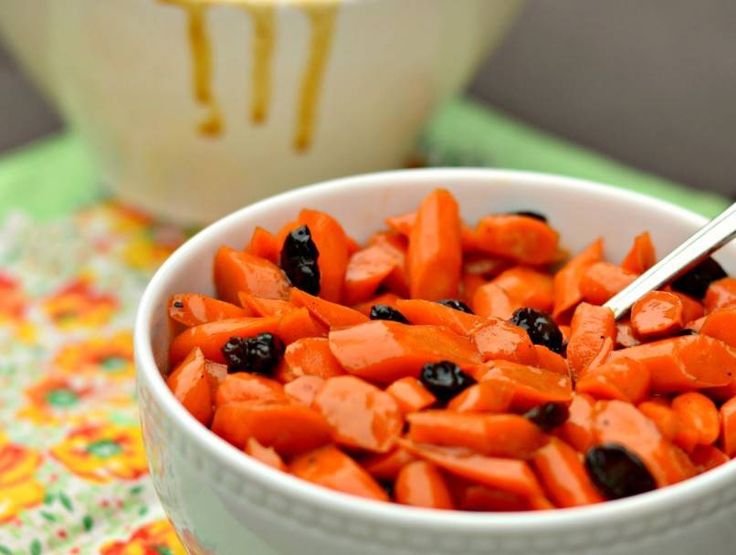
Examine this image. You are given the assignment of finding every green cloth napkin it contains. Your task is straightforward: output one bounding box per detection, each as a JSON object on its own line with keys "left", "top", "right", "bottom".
{"left": 0, "top": 98, "right": 728, "bottom": 221}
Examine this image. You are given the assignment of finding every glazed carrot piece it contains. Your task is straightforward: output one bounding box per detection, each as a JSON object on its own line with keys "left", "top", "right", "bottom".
{"left": 328, "top": 321, "right": 480, "bottom": 383}
{"left": 343, "top": 246, "right": 397, "bottom": 305}
{"left": 407, "top": 189, "right": 462, "bottom": 300}
{"left": 283, "top": 375, "right": 326, "bottom": 406}
{"left": 458, "top": 485, "right": 532, "bottom": 512}
{"left": 556, "top": 393, "right": 596, "bottom": 452}
{"left": 352, "top": 292, "right": 401, "bottom": 316}
{"left": 275, "top": 307, "right": 328, "bottom": 344}
{"left": 212, "top": 401, "right": 331, "bottom": 455}
{"left": 281, "top": 337, "right": 346, "bottom": 381}
{"left": 289, "top": 288, "right": 368, "bottom": 329}
{"left": 704, "top": 277, "right": 736, "bottom": 313}
{"left": 474, "top": 215, "right": 559, "bottom": 266}
{"left": 368, "top": 232, "right": 409, "bottom": 297}
{"left": 621, "top": 231, "right": 656, "bottom": 274}
{"left": 169, "top": 293, "right": 251, "bottom": 327}
{"left": 566, "top": 303, "right": 616, "bottom": 379}
{"left": 638, "top": 399, "right": 678, "bottom": 442}
{"left": 533, "top": 345, "right": 569, "bottom": 376}
{"left": 361, "top": 447, "right": 416, "bottom": 481}
{"left": 395, "top": 298, "right": 483, "bottom": 335}
{"left": 531, "top": 437, "right": 603, "bottom": 508}
{"left": 491, "top": 267, "right": 554, "bottom": 313}
{"left": 274, "top": 220, "right": 301, "bottom": 250}
{"left": 166, "top": 347, "right": 212, "bottom": 425}
{"left": 400, "top": 440, "right": 545, "bottom": 500}
{"left": 290, "top": 445, "right": 388, "bottom": 501}
{"left": 615, "top": 321, "right": 640, "bottom": 348}
{"left": 670, "top": 291, "right": 705, "bottom": 324}
{"left": 345, "top": 235, "right": 361, "bottom": 256}
{"left": 395, "top": 461, "right": 455, "bottom": 509}
{"left": 576, "top": 358, "right": 651, "bottom": 404}
{"left": 407, "top": 411, "right": 546, "bottom": 459}
{"left": 313, "top": 376, "right": 403, "bottom": 453}
{"left": 237, "top": 292, "right": 295, "bottom": 317}
{"left": 471, "top": 282, "right": 515, "bottom": 319}
{"left": 245, "top": 437, "right": 286, "bottom": 471}
{"left": 671, "top": 392, "right": 720, "bottom": 452}
{"left": 213, "top": 246, "right": 290, "bottom": 304}
{"left": 215, "top": 373, "right": 287, "bottom": 408}
{"left": 700, "top": 307, "right": 736, "bottom": 348}
{"left": 559, "top": 324, "right": 571, "bottom": 343}
{"left": 461, "top": 223, "right": 480, "bottom": 252}
{"left": 630, "top": 291, "right": 684, "bottom": 338}
{"left": 204, "top": 361, "right": 227, "bottom": 398}
{"left": 552, "top": 238, "right": 603, "bottom": 321}
{"left": 579, "top": 262, "right": 638, "bottom": 305}
{"left": 298, "top": 209, "right": 349, "bottom": 303}
{"left": 476, "top": 360, "right": 573, "bottom": 411}
{"left": 461, "top": 274, "right": 486, "bottom": 306}
{"left": 386, "top": 211, "right": 416, "bottom": 236}
{"left": 719, "top": 396, "right": 736, "bottom": 457}
{"left": 689, "top": 444, "right": 729, "bottom": 473}
{"left": 245, "top": 226, "right": 280, "bottom": 264}
{"left": 610, "top": 335, "right": 735, "bottom": 392}
{"left": 447, "top": 380, "right": 514, "bottom": 414}
{"left": 385, "top": 377, "right": 436, "bottom": 414}
{"left": 169, "top": 316, "right": 280, "bottom": 365}
{"left": 471, "top": 318, "right": 538, "bottom": 365}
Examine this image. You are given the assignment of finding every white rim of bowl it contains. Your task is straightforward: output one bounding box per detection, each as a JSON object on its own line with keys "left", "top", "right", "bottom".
{"left": 135, "top": 168, "right": 735, "bottom": 532}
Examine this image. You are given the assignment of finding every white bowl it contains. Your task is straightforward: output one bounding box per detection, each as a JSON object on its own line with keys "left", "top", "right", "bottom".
{"left": 135, "top": 169, "right": 736, "bottom": 555}
{"left": 0, "top": 0, "right": 521, "bottom": 224}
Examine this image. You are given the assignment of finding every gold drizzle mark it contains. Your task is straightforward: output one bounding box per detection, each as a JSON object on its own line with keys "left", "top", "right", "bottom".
{"left": 241, "top": 3, "right": 275, "bottom": 124}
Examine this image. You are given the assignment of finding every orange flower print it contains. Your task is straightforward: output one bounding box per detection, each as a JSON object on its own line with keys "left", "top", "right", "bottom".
{"left": 51, "top": 423, "right": 148, "bottom": 483}
{"left": 53, "top": 331, "right": 134, "bottom": 380}
{"left": 100, "top": 519, "right": 186, "bottom": 555}
{"left": 0, "top": 273, "right": 25, "bottom": 322}
{"left": 0, "top": 434, "right": 45, "bottom": 522}
{"left": 43, "top": 277, "right": 117, "bottom": 329}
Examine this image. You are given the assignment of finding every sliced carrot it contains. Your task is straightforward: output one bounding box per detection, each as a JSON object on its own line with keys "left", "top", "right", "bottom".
{"left": 211, "top": 401, "right": 331, "bottom": 456}
{"left": 531, "top": 437, "right": 603, "bottom": 507}
{"left": 213, "top": 246, "right": 289, "bottom": 304}
{"left": 281, "top": 337, "right": 346, "bottom": 381}
{"left": 579, "top": 262, "right": 637, "bottom": 305}
{"left": 556, "top": 393, "right": 596, "bottom": 452}
{"left": 463, "top": 255, "right": 512, "bottom": 279}
{"left": 313, "top": 376, "right": 403, "bottom": 453}
{"left": 283, "top": 375, "right": 326, "bottom": 406}
{"left": 458, "top": 485, "right": 532, "bottom": 512}
{"left": 368, "top": 232, "right": 409, "bottom": 297}
{"left": 700, "top": 306, "right": 736, "bottom": 348}
{"left": 343, "top": 246, "right": 397, "bottom": 305}
{"left": 290, "top": 445, "right": 388, "bottom": 501}
{"left": 670, "top": 291, "right": 705, "bottom": 324}
{"left": 671, "top": 392, "right": 720, "bottom": 453}
{"left": 576, "top": 358, "right": 651, "bottom": 404}
{"left": 204, "top": 361, "right": 227, "bottom": 398}
{"left": 215, "top": 373, "right": 287, "bottom": 408}
{"left": 166, "top": 347, "right": 212, "bottom": 425}
{"left": 621, "top": 231, "right": 656, "bottom": 274}
{"left": 395, "top": 461, "right": 455, "bottom": 509}
{"left": 566, "top": 303, "right": 616, "bottom": 379}
{"left": 638, "top": 399, "right": 678, "bottom": 442}
{"left": 385, "top": 211, "right": 416, "bottom": 237}
{"left": 533, "top": 345, "right": 569, "bottom": 376}
{"left": 471, "top": 282, "right": 515, "bottom": 319}
{"left": 273, "top": 219, "right": 301, "bottom": 251}
{"left": 385, "top": 377, "right": 436, "bottom": 414}
{"left": 705, "top": 277, "right": 736, "bottom": 313}
{"left": 169, "top": 316, "right": 280, "bottom": 365}
{"left": 237, "top": 292, "right": 296, "bottom": 318}
{"left": 345, "top": 234, "right": 361, "bottom": 256}
{"left": 492, "top": 267, "right": 554, "bottom": 313}
{"left": 407, "top": 411, "right": 546, "bottom": 459}
{"left": 245, "top": 226, "right": 280, "bottom": 264}
{"left": 169, "top": 293, "right": 251, "bottom": 327}
{"left": 552, "top": 238, "right": 603, "bottom": 321}
{"left": 361, "top": 447, "right": 416, "bottom": 481}
{"left": 719, "top": 396, "right": 736, "bottom": 457}
{"left": 461, "top": 223, "right": 480, "bottom": 252}
{"left": 559, "top": 324, "right": 571, "bottom": 343}
{"left": 611, "top": 335, "right": 735, "bottom": 392}
{"left": 298, "top": 208, "right": 349, "bottom": 303}
{"left": 631, "top": 291, "right": 684, "bottom": 338}
{"left": 474, "top": 215, "right": 559, "bottom": 266}
{"left": 615, "top": 321, "right": 640, "bottom": 348}
{"left": 477, "top": 360, "right": 573, "bottom": 411}
{"left": 275, "top": 307, "right": 328, "bottom": 344}
{"left": 289, "top": 287, "right": 368, "bottom": 329}
{"left": 245, "top": 437, "right": 286, "bottom": 471}
{"left": 328, "top": 321, "right": 480, "bottom": 384}
{"left": 447, "top": 380, "right": 514, "bottom": 414}
{"left": 461, "top": 274, "right": 486, "bottom": 306}
{"left": 352, "top": 293, "right": 401, "bottom": 317}
{"left": 395, "top": 298, "right": 483, "bottom": 335}
{"left": 471, "top": 318, "right": 538, "bottom": 366}
{"left": 407, "top": 189, "right": 462, "bottom": 300}
{"left": 689, "top": 444, "right": 729, "bottom": 473}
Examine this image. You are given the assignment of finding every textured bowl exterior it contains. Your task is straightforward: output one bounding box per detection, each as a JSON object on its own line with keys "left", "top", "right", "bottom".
{"left": 136, "top": 169, "right": 736, "bottom": 554}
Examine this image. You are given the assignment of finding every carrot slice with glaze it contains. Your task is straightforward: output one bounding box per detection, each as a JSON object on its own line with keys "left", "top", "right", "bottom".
{"left": 492, "top": 267, "right": 554, "bottom": 313}
{"left": 215, "top": 373, "right": 287, "bottom": 408}
{"left": 474, "top": 215, "right": 559, "bottom": 266}
{"left": 395, "top": 298, "right": 483, "bottom": 335}
{"left": 275, "top": 307, "right": 328, "bottom": 344}
{"left": 472, "top": 282, "right": 515, "bottom": 319}
{"left": 621, "top": 232, "right": 656, "bottom": 274}
{"left": 298, "top": 209, "right": 349, "bottom": 303}
{"left": 447, "top": 380, "right": 514, "bottom": 414}
{"left": 343, "top": 246, "right": 397, "bottom": 305}
{"left": 361, "top": 447, "right": 416, "bottom": 481}
{"left": 576, "top": 358, "right": 651, "bottom": 404}
{"left": 670, "top": 392, "right": 720, "bottom": 453}
{"left": 458, "top": 485, "right": 532, "bottom": 512}
{"left": 245, "top": 226, "right": 280, "bottom": 264}
{"left": 566, "top": 303, "right": 616, "bottom": 379}
{"left": 689, "top": 444, "right": 729, "bottom": 473}
{"left": 556, "top": 393, "right": 596, "bottom": 452}
{"left": 705, "top": 277, "right": 736, "bottom": 313}
{"left": 283, "top": 375, "right": 326, "bottom": 406}
{"left": 281, "top": 337, "right": 346, "bottom": 381}
{"left": 477, "top": 360, "right": 573, "bottom": 411}
{"left": 385, "top": 211, "right": 416, "bottom": 237}
{"left": 395, "top": 461, "right": 455, "bottom": 509}
{"left": 552, "top": 238, "right": 603, "bottom": 321}
{"left": 245, "top": 437, "right": 286, "bottom": 471}
{"left": 385, "top": 377, "right": 436, "bottom": 414}
{"left": 471, "top": 318, "right": 538, "bottom": 365}
{"left": 579, "top": 262, "right": 638, "bottom": 305}
{"left": 638, "top": 399, "right": 678, "bottom": 442}
{"left": 720, "top": 396, "right": 736, "bottom": 457}
{"left": 533, "top": 345, "right": 569, "bottom": 376}
{"left": 213, "top": 246, "right": 289, "bottom": 304}
{"left": 352, "top": 293, "right": 401, "bottom": 317}
{"left": 169, "top": 293, "right": 251, "bottom": 327}
{"left": 700, "top": 306, "right": 736, "bottom": 348}
{"left": 368, "top": 232, "right": 409, "bottom": 297}
{"left": 631, "top": 291, "right": 684, "bottom": 338}
{"left": 237, "top": 292, "right": 295, "bottom": 318}
{"left": 670, "top": 291, "right": 704, "bottom": 324}
{"left": 166, "top": 347, "right": 212, "bottom": 425}
{"left": 290, "top": 288, "right": 368, "bottom": 329}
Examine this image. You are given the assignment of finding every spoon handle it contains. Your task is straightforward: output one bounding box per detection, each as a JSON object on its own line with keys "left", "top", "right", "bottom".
{"left": 604, "top": 202, "right": 736, "bottom": 320}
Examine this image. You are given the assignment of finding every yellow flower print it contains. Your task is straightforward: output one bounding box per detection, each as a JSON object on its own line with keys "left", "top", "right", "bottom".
{"left": 53, "top": 331, "right": 135, "bottom": 380}
{"left": 42, "top": 277, "right": 117, "bottom": 329}
{"left": 0, "top": 435, "right": 45, "bottom": 522}
{"left": 51, "top": 423, "right": 148, "bottom": 483}
{"left": 100, "top": 519, "right": 187, "bottom": 555}
{"left": 122, "top": 230, "right": 180, "bottom": 272}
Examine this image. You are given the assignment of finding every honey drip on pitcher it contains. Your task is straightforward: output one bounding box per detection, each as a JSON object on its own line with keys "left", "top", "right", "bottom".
{"left": 241, "top": 2, "right": 275, "bottom": 124}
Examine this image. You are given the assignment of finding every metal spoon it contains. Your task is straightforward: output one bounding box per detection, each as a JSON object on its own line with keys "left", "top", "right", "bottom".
{"left": 604, "top": 202, "right": 736, "bottom": 320}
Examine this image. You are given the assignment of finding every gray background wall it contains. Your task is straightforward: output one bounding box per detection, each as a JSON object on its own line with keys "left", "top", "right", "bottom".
{"left": 1, "top": 0, "right": 735, "bottom": 197}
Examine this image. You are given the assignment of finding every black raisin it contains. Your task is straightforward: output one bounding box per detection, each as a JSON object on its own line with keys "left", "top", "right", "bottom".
{"left": 369, "top": 304, "right": 409, "bottom": 324}
{"left": 173, "top": 300, "right": 184, "bottom": 309}
{"left": 280, "top": 225, "right": 320, "bottom": 295}
{"left": 221, "top": 333, "right": 285, "bottom": 375}
{"left": 672, "top": 328, "right": 697, "bottom": 337}
{"left": 671, "top": 257, "right": 727, "bottom": 299}
{"left": 510, "top": 307, "right": 564, "bottom": 354}
{"left": 437, "top": 299, "right": 475, "bottom": 314}
{"left": 380, "top": 480, "right": 394, "bottom": 500}
{"left": 419, "top": 361, "right": 476, "bottom": 403}
{"left": 524, "top": 403, "right": 569, "bottom": 432}
{"left": 511, "top": 210, "right": 548, "bottom": 223}
{"left": 585, "top": 444, "right": 656, "bottom": 500}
